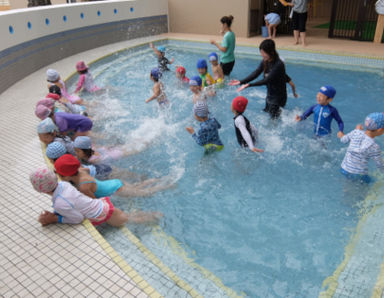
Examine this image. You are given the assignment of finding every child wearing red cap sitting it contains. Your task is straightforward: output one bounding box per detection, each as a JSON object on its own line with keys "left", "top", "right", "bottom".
{"left": 176, "top": 66, "right": 190, "bottom": 84}
{"left": 231, "top": 96, "right": 264, "bottom": 153}
{"left": 74, "top": 61, "right": 101, "bottom": 93}
{"left": 30, "top": 167, "right": 161, "bottom": 227}
{"left": 54, "top": 154, "right": 173, "bottom": 199}
{"left": 145, "top": 68, "right": 169, "bottom": 107}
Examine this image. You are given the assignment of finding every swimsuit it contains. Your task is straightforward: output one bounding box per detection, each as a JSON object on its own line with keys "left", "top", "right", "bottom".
{"left": 79, "top": 178, "right": 123, "bottom": 198}
{"left": 234, "top": 114, "right": 257, "bottom": 149}
{"left": 48, "top": 80, "right": 81, "bottom": 104}
{"left": 158, "top": 56, "right": 170, "bottom": 72}
{"left": 75, "top": 72, "right": 101, "bottom": 93}
{"left": 192, "top": 117, "right": 223, "bottom": 152}
{"left": 300, "top": 104, "right": 344, "bottom": 136}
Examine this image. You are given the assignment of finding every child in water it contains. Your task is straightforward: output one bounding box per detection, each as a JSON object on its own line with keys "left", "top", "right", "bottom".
{"left": 208, "top": 52, "right": 224, "bottom": 84}
{"left": 189, "top": 76, "right": 206, "bottom": 104}
{"left": 74, "top": 61, "right": 101, "bottom": 93}
{"left": 295, "top": 85, "right": 344, "bottom": 137}
{"left": 30, "top": 167, "right": 161, "bottom": 227}
{"left": 54, "top": 154, "right": 173, "bottom": 199}
{"left": 189, "top": 76, "right": 215, "bottom": 104}
{"left": 46, "top": 69, "right": 83, "bottom": 105}
{"left": 186, "top": 101, "right": 223, "bottom": 153}
{"left": 197, "top": 59, "right": 215, "bottom": 87}
{"left": 145, "top": 68, "right": 169, "bottom": 106}
{"left": 149, "top": 43, "right": 174, "bottom": 72}
{"left": 176, "top": 66, "right": 190, "bottom": 84}
{"left": 231, "top": 96, "right": 264, "bottom": 153}
{"left": 338, "top": 112, "right": 384, "bottom": 183}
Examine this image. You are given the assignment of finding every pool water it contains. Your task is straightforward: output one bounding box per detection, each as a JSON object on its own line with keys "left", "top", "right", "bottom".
{"left": 70, "top": 41, "right": 384, "bottom": 297}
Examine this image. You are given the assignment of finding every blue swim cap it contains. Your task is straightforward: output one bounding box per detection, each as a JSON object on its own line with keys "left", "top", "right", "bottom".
{"left": 189, "top": 75, "right": 202, "bottom": 86}
{"left": 208, "top": 52, "right": 218, "bottom": 61}
{"left": 319, "top": 85, "right": 336, "bottom": 98}
{"left": 157, "top": 46, "right": 166, "bottom": 53}
{"left": 365, "top": 112, "right": 384, "bottom": 130}
{"left": 46, "top": 142, "right": 67, "bottom": 159}
{"left": 74, "top": 136, "right": 92, "bottom": 149}
{"left": 150, "top": 68, "right": 161, "bottom": 80}
{"left": 197, "top": 59, "right": 207, "bottom": 69}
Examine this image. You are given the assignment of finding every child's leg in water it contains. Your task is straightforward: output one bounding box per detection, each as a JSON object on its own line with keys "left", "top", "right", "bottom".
{"left": 116, "top": 178, "right": 174, "bottom": 198}
{"left": 106, "top": 208, "right": 162, "bottom": 226}
{"left": 109, "top": 167, "right": 148, "bottom": 181}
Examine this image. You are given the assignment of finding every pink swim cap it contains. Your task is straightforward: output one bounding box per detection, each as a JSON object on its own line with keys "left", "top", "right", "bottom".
{"left": 30, "top": 167, "right": 58, "bottom": 193}
{"left": 35, "top": 104, "right": 52, "bottom": 120}
{"left": 76, "top": 61, "right": 88, "bottom": 72}
{"left": 36, "top": 98, "right": 55, "bottom": 109}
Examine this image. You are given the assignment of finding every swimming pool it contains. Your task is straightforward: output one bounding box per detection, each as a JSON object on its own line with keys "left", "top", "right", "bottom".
{"left": 69, "top": 40, "right": 384, "bottom": 297}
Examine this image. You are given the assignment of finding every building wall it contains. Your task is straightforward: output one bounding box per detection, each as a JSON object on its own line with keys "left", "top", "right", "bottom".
{"left": 168, "top": 0, "right": 250, "bottom": 38}
{"left": 0, "top": 0, "right": 168, "bottom": 94}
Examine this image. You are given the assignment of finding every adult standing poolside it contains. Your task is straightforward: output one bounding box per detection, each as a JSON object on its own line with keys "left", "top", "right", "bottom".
{"left": 229, "top": 39, "right": 287, "bottom": 119}
{"left": 210, "top": 15, "right": 236, "bottom": 76}
{"left": 285, "top": 0, "right": 310, "bottom": 46}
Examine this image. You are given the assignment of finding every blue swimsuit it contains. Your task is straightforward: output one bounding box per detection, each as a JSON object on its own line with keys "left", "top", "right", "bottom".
{"left": 300, "top": 104, "right": 344, "bottom": 136}
{"left": 79, "top": 178, "right": 123, "bottom": 198}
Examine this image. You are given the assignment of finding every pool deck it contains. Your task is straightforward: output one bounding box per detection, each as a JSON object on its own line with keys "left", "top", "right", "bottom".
{"left": 0, "top": 28, "right": 383, "bottom": 297}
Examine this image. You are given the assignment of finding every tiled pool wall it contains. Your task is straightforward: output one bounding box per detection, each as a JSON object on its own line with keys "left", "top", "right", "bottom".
{"left": 0, "top": 0, "right": 168, "bottom": 95}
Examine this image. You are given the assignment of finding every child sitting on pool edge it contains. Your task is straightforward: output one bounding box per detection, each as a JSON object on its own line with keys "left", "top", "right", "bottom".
{"left": 338, "top": 112, "right": 384, "bottom": 183}
{"left": 30, "top": 167, "right": 161, "bottom": 227}
{"left": 46, "top": 69, "right": 84, "bottom": 105}
{"left": 54, "top": 154, "right": 174, "bottom": 199}
{"left": 186, "top": 101, "right": 223, "bottom": 153}
{"left": 295, "top": 85, "right": 344, "bottom": 137}
{"left": 231, "top": 96, "right": 264, "bottom": 153}
{"left": 145, "top": 68, "right": 169, "bottom": 107}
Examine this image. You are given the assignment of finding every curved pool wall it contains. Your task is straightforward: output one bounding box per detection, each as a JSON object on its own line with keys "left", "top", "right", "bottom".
{"left": 0, "top": 0, "right": 168, "bottom": 94}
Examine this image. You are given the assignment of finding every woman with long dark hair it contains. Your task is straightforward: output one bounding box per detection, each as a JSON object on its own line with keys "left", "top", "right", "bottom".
{"left": 210, "top": 15, "right": 236, "bottom": 76}
{"left": 229, "top": 39, "right": 288, "bottom": 119}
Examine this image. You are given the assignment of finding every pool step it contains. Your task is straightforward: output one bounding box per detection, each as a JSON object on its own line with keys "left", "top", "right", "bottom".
{"left": 320, "top": 180, "right": 384, "bottom": 298}
{"left": 97, "top": 224, "right": 242, "bottom": 297}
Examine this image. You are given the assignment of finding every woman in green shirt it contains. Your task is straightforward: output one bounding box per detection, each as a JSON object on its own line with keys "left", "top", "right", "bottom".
{"left": 210, "top": 15, "right": 236, "bottom": 76}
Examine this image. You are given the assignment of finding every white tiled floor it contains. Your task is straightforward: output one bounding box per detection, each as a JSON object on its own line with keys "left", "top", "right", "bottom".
{"left": 0, "top": 36, "right": 164, "bottom": 297}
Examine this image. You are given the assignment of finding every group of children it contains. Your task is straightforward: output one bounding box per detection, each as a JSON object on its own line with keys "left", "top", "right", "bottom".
{"left": 147, "top": 44, "right": 384, "bottom": 183}
{"left": 30, "top": 43, "right": 384, "bottom": 229}
{"left": 31, "top": 62, "right": 173, "bottom": 228}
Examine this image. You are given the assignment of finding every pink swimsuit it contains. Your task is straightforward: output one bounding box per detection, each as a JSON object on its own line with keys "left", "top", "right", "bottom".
{"left": 75, "top": 72, "right": 101, "bottom": 93}
{"left": 49, "top": 80, "right": 81, "bottom": 104}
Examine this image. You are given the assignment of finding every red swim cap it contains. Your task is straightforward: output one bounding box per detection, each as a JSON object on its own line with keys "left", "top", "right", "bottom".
{"left": 54, "top": 154, "right": 81, "bottom": 176}
{"left": 176, "top": 66, "right": 186, "bottom": 75}
{"left": 232, "top": 96, "right": 248, "bottom": 113}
